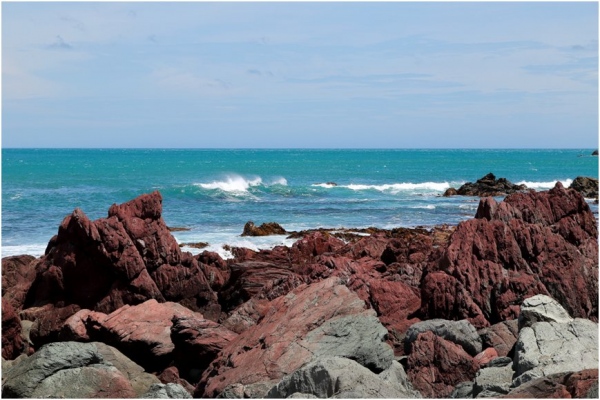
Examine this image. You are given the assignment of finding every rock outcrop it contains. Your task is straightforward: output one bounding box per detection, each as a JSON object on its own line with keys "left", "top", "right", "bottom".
{"left": 241, "top": 221, "right": 287, "bottom": 236}
{"left": 569, "top": 176, "right": 598, "bottom": 199}
{"left": 446, "top": 173, "right": 527, "bottom": 197}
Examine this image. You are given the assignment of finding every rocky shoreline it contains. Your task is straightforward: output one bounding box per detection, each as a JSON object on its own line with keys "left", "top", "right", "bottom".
{"left": 2, "top": 182, "right": 598, "bottom": 398}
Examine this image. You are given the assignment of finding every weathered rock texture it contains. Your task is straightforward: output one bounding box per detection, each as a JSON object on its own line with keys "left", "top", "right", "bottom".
{"left": 569, "top": 176, "right": 598, "bottom": 199}
{"left": 503, "top": 369, "right": 599, "bottom": 398}
{"left": 453, "top": 173, "right": 528, "bottom": 197}
{"left": 242, "top": 221, "right": 287, "bottom": 236}
{"left": 419, "top": 183, "right": 598, "bottom": 329}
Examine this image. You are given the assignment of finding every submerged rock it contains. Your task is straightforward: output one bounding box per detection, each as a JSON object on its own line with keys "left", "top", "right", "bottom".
{"left": 455, "top": 173, "right": 527, "bottom": 197}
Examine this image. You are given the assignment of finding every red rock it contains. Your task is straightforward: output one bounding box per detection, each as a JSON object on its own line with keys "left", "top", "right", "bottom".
{"left": 2, "top": 298, "right": 24, "bottom": 360}
{"left": 1, "top": 255, "right": 37, "bottom": 311}
{"left": 478, "top": 320, "right": 519, "bottom": 357}
{"left": 419, "top": 184, "right": 598, "bottom": 327}
{"left": 88, "top": 299, "right": 203, "bottom": 371}
{"left": 197, "top": 277, "right": 377, "bottom": 398}
{"left": 289, "top": 232, "right": 345, "bottom": 263}
{"left": 196, "top": 251, "right": 231, "bottom": 291}
{"left": 474, "top": 347, "right": 499, "bottom": 367}
{"left": 157, "top": 366, "right": 195, "bottom": 395}
{"left": 27, "top": 304, "right": 81, "bottom": 347}
{"left": 406, "top": 331, "right": 478, "bottom": 398}
{"left": 170, "top": 315, "right": 238, "bottom": 382}
{"left": 58, "top": 309, "right": 107, "bottom": 342}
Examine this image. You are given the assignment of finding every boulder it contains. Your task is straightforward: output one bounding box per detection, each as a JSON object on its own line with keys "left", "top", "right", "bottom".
{"left": 513, "top": 318, "right": 598, "bottom": 387}
{"left": 569, "top": 176, "right": 598, "bottom": 199}
{"left": 406, "top": 331, "right": 478, "bottom": 398}
{"left": 473, "top": 347, "right": 499, "bottom": 367}
{"left": 1, "top": 341, "right": 137, "bottom": 398}
{"left": 142, "top": 383, "right": 193, "bottom": 398}
{"left": 473, "top": 363, "right": 514, "bottom": 397}
{"left": 518, "top": 294, "right": 573, "bottom": 329}
{"left": 88, "top": 299, "right": 203, "bottom": 371}
{"left": 197, "top": 277, "right": 394, "bottom": 398}
{"left": 593, "top": 150, "right": 598, "bottom": 156}
{"left": 266, "top": 357, "right": 421, "bottom": 398}
{"left": 242, "top": 221, "right": 287, "bottom": 236}
{"left": 503, "top": 369, "right": 598, "bottom": 398}
{"left": 443, "top": 187, "right": 458, "bottom": 197}
{"left": 456, "top": 173, "right": 527, "bottom": 197}
{"left": 404, "top": 319, "right": 482, "bottom": 356}
{"left": 478, "top": 320, "right": 519, "bottom": 357}
{"left": 450, "top": 381, "right": 474, "bottom": 398}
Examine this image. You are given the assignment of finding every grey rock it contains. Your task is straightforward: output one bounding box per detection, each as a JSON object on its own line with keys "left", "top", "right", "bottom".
{"left": 2, "top": 341, "right": 104, "bottom": 398}
{"left": 587, "top": 381, "right": 599, "bottom": 398}
{"left": 473, "top": 364, "right": 514, "bottom": 397}
{"left": 142, "top": 383, "right": 193, "bottom": 398}
{"left": 216, "top": 384, "right": 245, "bottom": 398}
{"left": 93, "top": 341, "right": 161, "bottom": 396}
{"left": 483, "top": 356, "right": 512, "bottom": 368}
{"left": 405, "top": 319, "right": 482, "bottom": 356}
{"left": 302, "top": 314, "right": 394, "bottom": 373}
{"left": 266, "top": 357, "right": 420, "bottom": 399}
{"left": 512, "top": 318, "right": 598, "bottom": 387}
{"left": 378, "top": 360, "right": 421, "bottom": 397}
{"left": 287, "top": 394, "right": 318, "bottom": 398}
{"left": 518, "top": 295, "right": 573, "bottom": 329}
{"left": 449, "top": 381, "right": 474, "bottom": 398}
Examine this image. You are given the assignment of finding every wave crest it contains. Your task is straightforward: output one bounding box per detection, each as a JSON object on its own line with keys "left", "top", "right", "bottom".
{"left": 516, "top": 179, "right": 573, "bottom": 190}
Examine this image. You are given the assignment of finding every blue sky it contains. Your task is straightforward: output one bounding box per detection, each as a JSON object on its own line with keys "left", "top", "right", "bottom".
{"left": 2, "top": 2, "right": 598, "bottom": 148}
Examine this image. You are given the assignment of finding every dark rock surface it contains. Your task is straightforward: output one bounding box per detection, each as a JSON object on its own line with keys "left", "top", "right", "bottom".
{"left": 569, "top": 176, "right": 598, "bottom": 198}
{"left": 503, "top": 369, "right": 598, "bottom": 398}
{"left": 242, "top": 221, "right": 287, "bottom": 236}
{"left": 455, "top": 173, "right": 527, "bottom": 197}
{"left": 2, "top": 298, "right": 25, "bottom": 360}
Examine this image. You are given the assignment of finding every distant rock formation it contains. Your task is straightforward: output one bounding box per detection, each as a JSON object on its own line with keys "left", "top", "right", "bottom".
{"left": 569, "top": 176, "right": 598, "bottom": 198}
{"left": 449, "top": 173, "right": 528, "bottom": 197}
{"left": 241, "top": 221, "right": 287, "bottom": 236}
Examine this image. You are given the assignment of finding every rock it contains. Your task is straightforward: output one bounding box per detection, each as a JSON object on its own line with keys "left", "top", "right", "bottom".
{"left": 473, "top": 347, "right": 498, "bottom": 367}
{"left": 569, "top": 176, "right": 598, "bottom": 198}
{"left": 170, "top": 315, "right": 238, "bottom": 382}
{"left": 242, "top": 221, "right": 287, "bottom": 236}
{"left": 28, "top": 303, "right": 81, "bottom": 347}
{"left": 485, "top": 357, "right": 512, "bottom": 369}
{"left": 518, "top": 294, "right": 573, "bottom": 329}
{"left": 404, "top": 319, "right": 482, "bottom": 356}
{"left": 22, "top": 191, "right": 219, "bottom": 320}
{"left": 197, "top": 277, "right": 394, "bottom": 398}
{"left": 456, "top": 173, "right": 527, "bottom": 197}
{"left": 478, "top": 320, "right": 519, "bottom": 357}
{"left": 286, "top": 393, "right": 318, "bottom": 398}
{"left": 1, "top": 255, "right": 36, "bottom": 311}
{"left": 503, "top": 369, "right": 598, "bottom": 398}
{"left": 406, "top": 331, "right": 478, "bottom": 398}
{"left": 473, "top": 363, "right": 514, "bottom": 397}
{"left": 157, "top": 366, "right": 195, "bottom": 395}
{"left": 265, "top": 357, "right": 421, "bottom": 399}
{"left": 1, "top": 341, "right": 137, "bottom": 398}
{"left": 513, "top": 318, "right": 598, "bottom": 387}
{"left": 450, "top": 381, "right": 474, "bottom": 398}
{"left": 89, "top": 299, "right": 203, "bottom": 371}
{"left": 419, "top": 184, "right": 598, "bottom": 328}
{"left": 592, "top": 150, "right": 598, "bottom": 156}
{"left": 142, "top": 383, "right": 193, "bottom": 398}
{"left": 1, "top": 298, "right": 24, "bottom": 360}
{"left": 443, "top": 187, "right": 458, "bottom": 197}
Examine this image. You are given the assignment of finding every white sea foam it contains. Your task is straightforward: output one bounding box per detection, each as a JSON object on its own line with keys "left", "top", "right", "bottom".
{"left": 515, "top": 179, "right": 573, "bottom": 190}
{"left": 410, "top": 205, "right": 436, "bottom": 209}
{"left": 1, "top": 244, "right": 46, "bottom": 257}
{"left": 270, "top": 177, "right": 288, "bottom": 186}
{"left": 342, "top": 182, "right": 450, "bottom": 194}
{"left": 197, "top": 175, "right": 263, "bottom": 192}
{"left": 312, "top": 183, "right": 337, "bottom": 188}
{"left": 178, "top": 233, "right": 297, "bottom": 260}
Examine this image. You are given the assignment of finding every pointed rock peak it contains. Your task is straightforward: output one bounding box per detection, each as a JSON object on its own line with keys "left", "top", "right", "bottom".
{"left": 108, "top": 191, "right": 163, "bottom": 220}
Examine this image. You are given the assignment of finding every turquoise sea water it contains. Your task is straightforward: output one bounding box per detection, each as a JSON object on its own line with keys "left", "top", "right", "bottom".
{"left": 2, "top": 149, "right": 598, "bottom": 258}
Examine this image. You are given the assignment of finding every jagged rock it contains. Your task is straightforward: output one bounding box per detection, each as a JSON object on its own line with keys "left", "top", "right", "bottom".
{"left": 142, "top": 383, "right": 193, "bottom": 398}
{"left": 443, "top": 188, "right": 458, "bottom": 197}
{"left": 197, "top": 277, "right": 394, "bottom": 398}
{"left": 503, "top": 369, "right": 598, "bottom": 398}
{"left": 569, "top": 176, "right": 598, "bottom": 199}
{"left": 406, "top": 331, "right": 478, "bottom": 398}
{"left": 242, "top": 221, "right": 287, "bottom": 236}
{"left": 474, "top": 347, "right": 498, "bottom": 367}
{"left": 265, "top": 357, "right": 421, "bottom": 398}
{"left": 419, "top": 183, "right": 598, "bottom": 328}
{"left": 456, "top": 173, "right": 527, "bottom": 197}
{"left": 1, "top": 341, "right": 137, "bottom": 398}
{"left": 404, "top": 319, "right": 482, "bottom": 356}
{"left": 518, "top": 294, "right": 573, "bottom": 329}
{"left": 2, "top": 298, "right": 24, "bottom": 360}
{"left": 1, "top": 255, "right": 36, "bottom": 311}
{"left": 450, "top": 381, "right": 474, "bottom": 398}
{"left": 478, "top": 320, "right": 519, "bottom": 357}
{"left": 513, "top": 317, "right": 598, "bottom": 387}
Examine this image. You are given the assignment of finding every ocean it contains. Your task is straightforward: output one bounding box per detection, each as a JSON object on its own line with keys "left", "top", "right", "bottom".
{"left": 2, "top": 149, "right": 598, "bottom": 259}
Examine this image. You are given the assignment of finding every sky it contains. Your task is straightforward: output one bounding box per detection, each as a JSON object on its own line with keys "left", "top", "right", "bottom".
{"left": 1, "top": 2, "right": 598, "bottom": 148}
